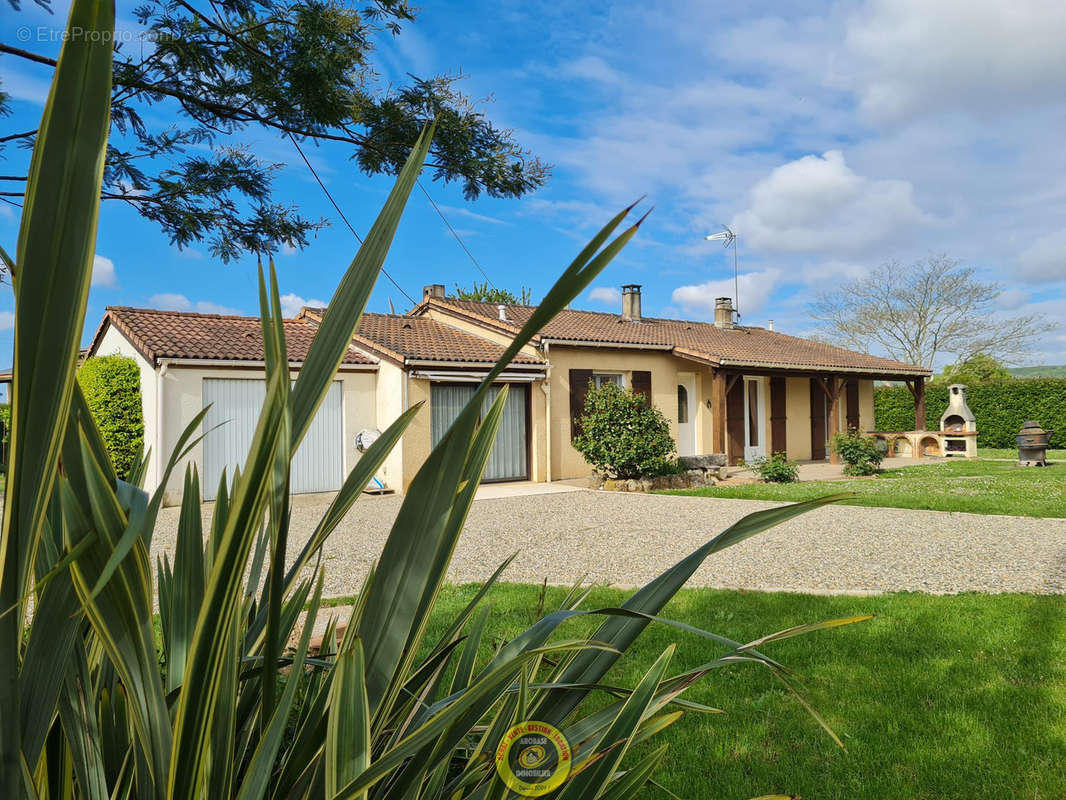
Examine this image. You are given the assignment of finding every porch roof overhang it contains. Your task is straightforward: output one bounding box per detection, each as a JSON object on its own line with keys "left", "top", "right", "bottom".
{"left": 670, "top": 348, "right": 931, "bottom": 381}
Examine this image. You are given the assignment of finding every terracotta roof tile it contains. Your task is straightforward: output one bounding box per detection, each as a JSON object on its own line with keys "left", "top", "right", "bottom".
{"left": 423, "top": 299, "right": 930, "bottom": 375}
{"left": 303, "top": 309, "right": 544, "bottom": 365}
{"left": 96, "top": 307, "right": 375, "bottom": 366}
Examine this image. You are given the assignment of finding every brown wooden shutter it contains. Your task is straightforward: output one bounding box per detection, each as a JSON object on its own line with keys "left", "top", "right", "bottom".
{"left": 631, "top": 370, "right": 652, "bottom": 405}
{"left": 845, "top": 380, "right": 860, "bottom": 431}
{"left": 810, "top": 378, "right": 826, "bottom": 460}
{"left": 726, "top": 378, "right": 745, "bottom": 464}
{"left": 569, "top": 369, "right": 593, "bottom": 439}
{"left": 770, "top": 376, "right": 787, "bottom": 455}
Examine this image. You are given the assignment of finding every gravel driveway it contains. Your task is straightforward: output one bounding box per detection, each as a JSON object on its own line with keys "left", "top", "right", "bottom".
{"left": 153, "top": 490, "right": 1066, "bottom": 597}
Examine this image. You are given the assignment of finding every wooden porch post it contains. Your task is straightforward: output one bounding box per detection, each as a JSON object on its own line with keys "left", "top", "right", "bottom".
{"left": 914, "top": 378, "right": 926, "bottom": 431}
{"left": 711, "top": 368, "right": 726, "bottom": 454}
{"left": 826, "top": 376, "right": 842, "bottom": 464}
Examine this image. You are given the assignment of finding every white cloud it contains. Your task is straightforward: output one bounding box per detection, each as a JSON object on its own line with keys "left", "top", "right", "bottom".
{"left": 732, "top": 150, "right": 928, "bottom": 256}
{"left": 998, "top": 288, "right": 1033, "bottom": 310}
{"left": 671, "top": 269, "right": 783, "bottom": 319}
{"left": 280, "top": 292, "right": 327, "bottom": 318}
{"left": 1, "top": 68, "right": 51, "bottom": 106}
{"left": 149, "top": 293, "right": 241, "bottom": 316}
{"left": 1018, "top": 229, "right": 1066, "bottom": 283}
{"left": 439, "top": 204, "right": 512, "bottom": 226}
{"left": 846, "top": 0, "right": 1066, "bottom": 120}
{"left": 281, "top": 242, "right": 298, "bottom": 256}
{"left": 0, "top": 311, "right": 13, "bottom": 331}
{"left": 588, "top": 286, "right": 621, "bottom": 305}
{"left": 91, "top": 255, "right": 118, "bottom": 288}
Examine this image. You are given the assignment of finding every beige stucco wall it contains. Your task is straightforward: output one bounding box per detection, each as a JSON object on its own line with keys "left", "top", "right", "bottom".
{"left": 858, "top": 379, "right": 875, "bottom": 432}
{"left": 546, "top": 345, "right": 700, "bottom": 480}
{"left": 783, "top": 377, "right": 812, "bottom": 461}
{"left": 374, "top": 359, "right": 407, "bottom": 491}
{"left": 400, "top": 375, "right": 431, "bottom": 492}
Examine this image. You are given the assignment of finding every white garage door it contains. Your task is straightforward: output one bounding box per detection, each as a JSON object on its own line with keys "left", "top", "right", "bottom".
{"left": 202, "top": 378, "right": 344, "bottom": 500}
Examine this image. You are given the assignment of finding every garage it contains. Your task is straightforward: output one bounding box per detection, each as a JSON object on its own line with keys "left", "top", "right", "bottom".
{"left": 202, "top": 378, "right": 344, "bottom": 500}
{"left": 430, "top": 383, "right": 529, "bottom": 482}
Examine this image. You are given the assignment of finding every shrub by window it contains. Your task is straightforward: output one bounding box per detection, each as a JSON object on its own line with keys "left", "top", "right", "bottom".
{"left": 750, "top": 451, "right": 799, "bottom": 483}
{"left": 572, "top": 381, "right": 676, "bottom": 479}
{"left": 77, "top": 355, "right": 144, "bottom": 479}
{"left": 832, "top": 429, "right": 884, "bottom": 476}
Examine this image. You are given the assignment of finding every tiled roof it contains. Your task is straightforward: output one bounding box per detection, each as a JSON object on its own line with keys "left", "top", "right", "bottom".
{"left": 92, "top": 307, "right": 376, "bottom": 366}
{"left": 301, "top": 309, "right": 545, "bottom": 365}
{"left": 419, "top": 298, "right": 930, "bottom": 375}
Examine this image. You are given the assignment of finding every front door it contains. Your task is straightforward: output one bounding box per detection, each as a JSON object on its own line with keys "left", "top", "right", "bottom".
{"left": 743, "top": 378, "right": 766, "bottom": 462}
{"left": 677, "top": 375, "right": 696, "bottom": 456}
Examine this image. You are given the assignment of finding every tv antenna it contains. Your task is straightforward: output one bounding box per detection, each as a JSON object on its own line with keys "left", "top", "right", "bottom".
{"left": 705, "top": 225, "right": 739, "bottom": 320}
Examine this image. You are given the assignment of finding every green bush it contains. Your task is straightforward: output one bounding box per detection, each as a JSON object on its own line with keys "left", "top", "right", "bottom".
{"left": 76, "top": 354, "right": 144, "bottom": 478}
{"left": 573, "top": 381, "right": 677, "bottom": 478}
{"left": 832, "top": 429, "right": 885, "bottom": 475}
{"left": 875, "top": 379, "right": 1066, "bottom": 448}
{"left": 750, "top": 451, "right": 799, "bottom": 483}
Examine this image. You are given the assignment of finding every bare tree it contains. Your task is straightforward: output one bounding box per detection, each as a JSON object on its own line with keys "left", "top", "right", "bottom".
{"left": 810, "top": 255, "right": 1050, "bottom": 369}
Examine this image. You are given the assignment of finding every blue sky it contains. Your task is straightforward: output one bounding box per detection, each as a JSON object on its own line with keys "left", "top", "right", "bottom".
{"left": 4, "top": 0, "right": 1066, "bottom": 372}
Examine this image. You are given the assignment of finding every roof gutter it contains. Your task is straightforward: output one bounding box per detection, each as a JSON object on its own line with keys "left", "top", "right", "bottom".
{"left": 156, "top": 358, "right": 378, "bottom": 371}
{"left": 539, "top": 339, "right": 674, "bottom": 351}
{"left": 404, "top": 359, "right": 547, "bottom": 369}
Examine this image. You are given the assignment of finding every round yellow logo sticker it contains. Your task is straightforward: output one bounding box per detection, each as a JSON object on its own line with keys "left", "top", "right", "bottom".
{"left": 495, "top": 721, "right": 571, "bottom": 796}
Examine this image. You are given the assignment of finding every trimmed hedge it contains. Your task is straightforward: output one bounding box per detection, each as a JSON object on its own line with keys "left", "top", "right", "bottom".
{"left": 874, "top": 379, "right": 1066, "bottom": 448}
{"left": 77, "top": 355, "right": 144, "bottom": 478}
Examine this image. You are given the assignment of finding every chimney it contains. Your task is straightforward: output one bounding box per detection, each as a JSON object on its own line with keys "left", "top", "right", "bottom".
{"left": 767, "top": 319, "right": 774, "bottom": 332}
{"left": 714, "top": 297, "right": 735, "bottom": 328}
{"left": 621, "top": 284, "right": 642, "bottom": 322}
{"left": 497, "top": 304, "right": 508, "bottom": 322}
{"left": 422, "top": 284, "right": 445, "bottom": 301}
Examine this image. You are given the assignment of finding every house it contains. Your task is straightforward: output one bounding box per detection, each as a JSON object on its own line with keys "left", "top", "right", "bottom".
{"left": 87, "top": 285, "right": 930, "bottom": 503}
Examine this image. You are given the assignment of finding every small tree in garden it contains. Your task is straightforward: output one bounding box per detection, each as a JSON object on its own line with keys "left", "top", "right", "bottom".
{"left": 573, "top": 382, "right": 676, "bottom": 478}
{"left": 76, "top": 354, "right": 144, "bottom": 478}
{"left": 833, "top": 429, "right": 885, "bottom": 475}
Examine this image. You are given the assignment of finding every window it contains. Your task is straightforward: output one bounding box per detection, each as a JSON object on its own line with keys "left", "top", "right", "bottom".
{"left": 677, "top": 384, "right": 689, "bottom": 423}
{"left": 593, "top": 372, "right": 623, "bottom": 389}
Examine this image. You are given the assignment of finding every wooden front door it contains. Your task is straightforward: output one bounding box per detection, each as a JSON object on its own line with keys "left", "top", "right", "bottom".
{"left": 810, "top": 378, "right": 827, "bottom": 460}
{"left": 726, "top": 377, "right": 745, "bottom": 465}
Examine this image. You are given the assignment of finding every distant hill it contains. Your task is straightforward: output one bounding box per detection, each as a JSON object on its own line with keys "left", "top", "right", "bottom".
{"left": 1009, "top": 365, "right": 1066, "bottom": 378}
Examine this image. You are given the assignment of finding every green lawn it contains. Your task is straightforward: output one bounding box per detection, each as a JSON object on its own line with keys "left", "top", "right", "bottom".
{"left": 366, "top": 584, "right": 1066, "bottom": 799}
{"left": 662, "top": 459, "right": 1066, "bottom": 517}
{"left": 978, "top": 447, "right": 1066, "bottom": 460}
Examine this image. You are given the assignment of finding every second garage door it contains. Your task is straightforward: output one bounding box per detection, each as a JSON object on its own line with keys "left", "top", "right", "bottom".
{"left": 202, "top": 378, "right": 344, "bottom": 500}
{"left": 430, "top": 383, "right": 529, "bottom": 482}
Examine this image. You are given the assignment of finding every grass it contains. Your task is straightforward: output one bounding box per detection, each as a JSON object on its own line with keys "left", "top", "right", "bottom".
{"left": 661, "top": 459, "right": 1066, "bottom": 517}
{"left": 978, "top": 447, "right": 1066, "bottom": 460}
{"left": 327, "top": 583, "right": 1066, "bottom": 799}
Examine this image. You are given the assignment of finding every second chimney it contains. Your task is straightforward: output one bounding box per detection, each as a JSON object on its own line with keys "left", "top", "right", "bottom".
{"left": 423, "top": 284, "right": 445, "bottom": 301}
{"left": 621, "top": 284, "right": 642, "bottom": 322}
{"left": 714, "top": 297, "right": 735, "bottom": 328}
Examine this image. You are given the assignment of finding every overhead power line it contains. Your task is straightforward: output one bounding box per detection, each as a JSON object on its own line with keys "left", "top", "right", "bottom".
{"left": 287, "top": 132, "right": 418, "bottom": 308}
{"left": 417, "top": 180, "right": 498, "bottom": 291}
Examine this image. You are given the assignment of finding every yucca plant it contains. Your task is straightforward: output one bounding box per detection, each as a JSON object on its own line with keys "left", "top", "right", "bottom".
{"left": 0, "top": 2, "right": 867, "bottom": 798}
